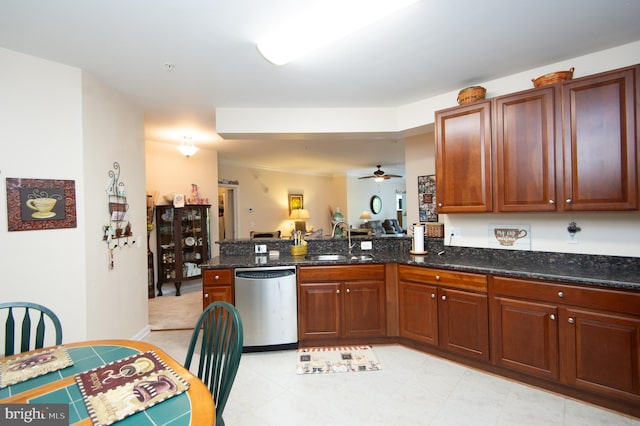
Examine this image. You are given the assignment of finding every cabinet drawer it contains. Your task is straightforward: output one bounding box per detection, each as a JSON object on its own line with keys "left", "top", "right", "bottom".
{"left": 298, "top": 265, "right": 384, "bottom": 282}
{"left": 492, "top": 276, "right": 640, "bottom": 316}
{"left": 398, "top": 265, "right": 487, "bottom": 292}
{"left": 203, "top": 269, "right": 233, "bottom": 285}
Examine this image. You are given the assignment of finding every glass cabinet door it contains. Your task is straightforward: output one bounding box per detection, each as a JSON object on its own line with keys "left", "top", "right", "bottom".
{"left": 156, "top": 207, "right": 176, "bottom": 282}
{"left": 180, "top": 206, "right": 208, "bottom": 278}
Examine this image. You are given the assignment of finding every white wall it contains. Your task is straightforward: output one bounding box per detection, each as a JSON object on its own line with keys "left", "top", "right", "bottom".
{"left": 0, "top": 47, "right": 148, "bottom": 343}
{"left": 82, "top": 72, "right": 148, "bottom": 339}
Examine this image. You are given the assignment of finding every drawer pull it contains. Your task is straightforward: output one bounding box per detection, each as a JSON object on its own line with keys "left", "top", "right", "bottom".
{"left": 435, "top": 275, "right": 441, "bottom": 281}
{"left": 550, "top": 314, "right": 556, "bottom": 320}
{"left": 346, "top": 288, "right": 350, "bottom": 294}
{"left": 441, "top": 295, "right": 447, "bottom": 301}
{"left": 431, "top": 293, "right": 436, "bottom": 299}
{"left": 558, "top": 291, "right": 564, "bottom": 298}
{"left": 548, "top": 199, "right": 555, "bottom": 204}
{"left": 568, "top": 317, "right": 575, "bottom": 324}
{"left": 336, "top": 289, "right": 341, "bottom": 294}
{"left": 566, "top": 198, "right": 573, "bottom": 205}
{"left": 215, "top": 275, "right": 220, "bottom": 280}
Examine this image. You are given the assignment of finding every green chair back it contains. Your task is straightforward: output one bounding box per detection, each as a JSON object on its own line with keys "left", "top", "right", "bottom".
{"left": 184, "top": 301, "right": 243, "bottom": 426}
{"left": 1, "top": 302, "right": 63, "bottom": 357}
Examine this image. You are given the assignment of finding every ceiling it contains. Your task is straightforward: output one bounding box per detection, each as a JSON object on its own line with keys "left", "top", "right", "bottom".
{"left": 2, "top": 0, "right": 640, "bottom": 176}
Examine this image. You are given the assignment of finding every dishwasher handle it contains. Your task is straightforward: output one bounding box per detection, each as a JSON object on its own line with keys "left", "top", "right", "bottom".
{"left": 235, "top": 269, "right": 296, "bottom": 280}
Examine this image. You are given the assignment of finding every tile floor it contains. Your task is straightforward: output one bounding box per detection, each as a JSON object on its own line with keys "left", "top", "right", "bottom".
{"left": 143, "top": 330, "right": 639, "bottom": 426}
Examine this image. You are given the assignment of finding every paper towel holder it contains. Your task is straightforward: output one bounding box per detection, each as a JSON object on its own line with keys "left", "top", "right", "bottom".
{"left": 410, "top": 223, "right": 428, "bottom": 255}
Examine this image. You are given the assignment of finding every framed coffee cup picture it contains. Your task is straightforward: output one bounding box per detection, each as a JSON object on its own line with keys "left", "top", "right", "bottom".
{"left": 6, "top": 178, "right": 77, "bottom": 231}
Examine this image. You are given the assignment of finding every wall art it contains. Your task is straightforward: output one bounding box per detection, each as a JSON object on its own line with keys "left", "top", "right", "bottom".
{"left": 6, "top": 178, "right": 77, "bottom": 231}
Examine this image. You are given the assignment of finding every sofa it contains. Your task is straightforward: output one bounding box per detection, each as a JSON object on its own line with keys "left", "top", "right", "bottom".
{"left": 362, "top": 220, "right": 386, "bottom": 236}
{"left": 383, "top": 219, "right": 404, "bottom": 234}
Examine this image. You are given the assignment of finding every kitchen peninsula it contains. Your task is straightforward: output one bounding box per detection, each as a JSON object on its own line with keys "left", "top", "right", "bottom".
{"left": 201, "top": 235, "right": 640, "bottom": 418}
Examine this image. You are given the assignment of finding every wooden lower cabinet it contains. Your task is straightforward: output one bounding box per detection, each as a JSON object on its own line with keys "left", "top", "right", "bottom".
{"left": 298, "top": 265, "right": 386, "bottom": 342}
{"left": 491, "top": 275, "right": 640, "bottom": 415}
{"left": 202, "top": 268, "right": 234, "bottom": 308}
{"left": 561, "top": 306, "right": 640, "bottom": 398}
{"left": 398, "top": 265, "right": 489, "bottom": 361}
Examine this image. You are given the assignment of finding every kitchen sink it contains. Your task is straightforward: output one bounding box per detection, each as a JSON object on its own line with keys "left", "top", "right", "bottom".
{"left": 306, "top": 254, "right": 347, "bottom": 262}
{"left": 350, "top": 255, "right": 374, "bottom": 261}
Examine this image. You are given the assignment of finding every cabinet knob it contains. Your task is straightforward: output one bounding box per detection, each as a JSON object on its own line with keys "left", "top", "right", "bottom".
{"left": 346, "top": 288, "right": 350, "bottom": 294}
{"left": 336, "top": 289, "right": 341, "bottom": 294}
{"left": 550, "top": 314, "right": 556, "bottom": 320}
{"left": 566, "top": 198, "right": 573, "bottom": 204}
{"left": 214, "top": 275, "right": 220, "bottom": 280}
{"left": 435, "top": 275, "right": 441, "bottom": 281}
{"left": 431, "top": 293, "right": 436, "bottom": 299}
{"left": 568, "top": 317, "right": 575, "bottom": 324}
{"left": 548, "top": 199, "right": 555, "bottom": 205}
{"left": 438, "top": 202, "right": 442, "bottom": 207}
{"left": 204, "top": 293, "right": 208, "bottom": 298}
{"left": 558, "top": 291, "right": 564, "bottom": 298}
{"left": 441, "top": 295, "right": 447, "bottom": 301}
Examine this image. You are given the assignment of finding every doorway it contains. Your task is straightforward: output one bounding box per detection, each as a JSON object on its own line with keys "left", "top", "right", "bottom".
{"left": 218, "top": 185, "right": 239, "bottom": 240}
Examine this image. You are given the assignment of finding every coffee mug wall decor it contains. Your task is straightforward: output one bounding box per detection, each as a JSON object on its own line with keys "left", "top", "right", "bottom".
{"left": 6, "top": 178, "right": 77, "bottom": 231}
{"left": 488, "top": 224, "right": 531, "bottom": 250}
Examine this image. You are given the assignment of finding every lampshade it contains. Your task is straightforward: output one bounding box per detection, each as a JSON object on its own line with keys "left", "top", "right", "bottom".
{"left": 177, "top": 136, "right": 198, "bottom": 157}
{"left": 360, "top": 211, "right": 372, "bottom": 220}
{"left": 257, "top": 0, "right": 419, "bottom": 65}
{"left": 289, "top": 208, "right": 311, "bottom": 220}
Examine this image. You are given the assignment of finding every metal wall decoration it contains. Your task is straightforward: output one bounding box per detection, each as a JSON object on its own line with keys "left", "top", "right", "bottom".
{"left": 6, "top": 178, "right": 77, "bottom": 231}
{"left": 417, "top": 175, "right": 438, "bottom": 222}
{"left": 104, "top": 162, "right": 136, "bottom": 268}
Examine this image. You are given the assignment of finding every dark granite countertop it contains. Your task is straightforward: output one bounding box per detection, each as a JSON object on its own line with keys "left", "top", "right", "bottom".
{"left": 201, "top": 246, "right": 640, "bottom": 291}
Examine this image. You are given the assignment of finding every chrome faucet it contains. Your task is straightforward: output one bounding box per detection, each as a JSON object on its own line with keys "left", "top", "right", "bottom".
{"left": 331, "top": 220, "right": 355, "bottom": 257}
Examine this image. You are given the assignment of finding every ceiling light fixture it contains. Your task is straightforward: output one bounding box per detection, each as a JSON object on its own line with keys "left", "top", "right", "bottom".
{"left": 256, "top": 0, "right": 419, "bottom": 65}
{"left": 177, "top": 136, "right": 198, "bottom": 157}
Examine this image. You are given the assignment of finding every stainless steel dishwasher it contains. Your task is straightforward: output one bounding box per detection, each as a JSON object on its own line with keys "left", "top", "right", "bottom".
{"left": 234, "top": 266, "right": 298, "bottom": 352}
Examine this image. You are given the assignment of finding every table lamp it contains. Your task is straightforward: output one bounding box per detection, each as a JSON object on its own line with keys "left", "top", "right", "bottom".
{"left": 290, "top": 208, "right": 311, "bottom": 232}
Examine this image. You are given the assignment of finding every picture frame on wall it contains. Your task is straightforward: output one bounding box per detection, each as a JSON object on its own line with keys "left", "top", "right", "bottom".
{"left": 417, "top": 175, "right": 438, "bottom": 222}
{"left": 288, "top": 193, "right": 303, "bottom": 214}
{"left": 6, "top": 178, "right": 77, "bottom": 231}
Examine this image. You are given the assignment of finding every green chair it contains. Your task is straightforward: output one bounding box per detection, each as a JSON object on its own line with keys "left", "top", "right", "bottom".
{"left": 1, "top": 302, "right": 63, "bottom": 357}
{"left": 184, "top": 301, "right": 243, "bottom": 426}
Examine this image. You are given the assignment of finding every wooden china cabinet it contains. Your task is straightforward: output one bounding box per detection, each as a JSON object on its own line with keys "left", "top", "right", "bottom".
{"left": 155, "top": 204, "right": 210, "bottom": 296}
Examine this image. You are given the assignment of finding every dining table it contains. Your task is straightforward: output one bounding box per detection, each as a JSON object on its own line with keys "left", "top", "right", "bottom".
{"left": 0, "top": 339, "right": 215, "bottom": 425}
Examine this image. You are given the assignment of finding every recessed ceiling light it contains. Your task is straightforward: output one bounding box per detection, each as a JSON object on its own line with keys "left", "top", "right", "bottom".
{"left": 257, "top": 0, "right": 419, "bottom": 66}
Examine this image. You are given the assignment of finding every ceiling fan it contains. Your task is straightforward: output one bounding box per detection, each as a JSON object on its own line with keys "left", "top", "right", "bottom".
{"left": 359, "top": 165, "right": 403, "bottom": 181}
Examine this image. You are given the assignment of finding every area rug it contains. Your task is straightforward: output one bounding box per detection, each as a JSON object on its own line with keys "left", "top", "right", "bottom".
{"left": 296, "top": 345, "right": 381, "bottom": 375}
{"left": 148, "top": 285, "right": 202, "bottom": 331}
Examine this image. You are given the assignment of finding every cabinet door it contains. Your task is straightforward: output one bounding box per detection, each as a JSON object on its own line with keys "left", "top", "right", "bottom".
{"left": 561, "top": 67, "right": 638, "bottom": 210}
{"left": 436, "top": 101, "right": 493, "bottom": 212}
{"left": 561, "top": 306, "right": 640, "bottom": 398}
{"left": 343, "top": 280, "right": 386, "bottom": 338}
{"left": 398, "top": 280, "right": 438, "bottom": 345}
{"left": 298, "top": 282, "right": 341, "bottom": 340}
{"left": 439, "top": 288, "right": 489, "bottom": 360}
{"left": 203, "top": 284, "right": 233, "bottom": 308}
{"left": 492, "top": 296, "right": 559, "bottom": 380}
{"left": 495, "top": 87, "right": 558, "bottom": 211}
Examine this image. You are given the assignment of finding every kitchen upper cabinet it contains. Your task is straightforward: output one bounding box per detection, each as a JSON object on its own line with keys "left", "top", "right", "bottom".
{"left": 398, "top": 265, "right": 489, "bottom": 361}
{"left": 495, "top": 87, "right": 558, "bottom": 211}
{"left": 435, "top": 64, "right": 639, "bottom": 213}
{"left": 561, "top": 66, "right": 638, "bottom": 211}
{"left": 298, "top": 265, "right": 386, "bottom": 342}
{"left": 435, "top": 101, "right": 493, "bottom": 213}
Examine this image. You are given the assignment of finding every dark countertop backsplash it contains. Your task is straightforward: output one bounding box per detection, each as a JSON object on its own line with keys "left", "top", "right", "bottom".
{"left": 204, "top": 236, "right": 640, "bottom": 290}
